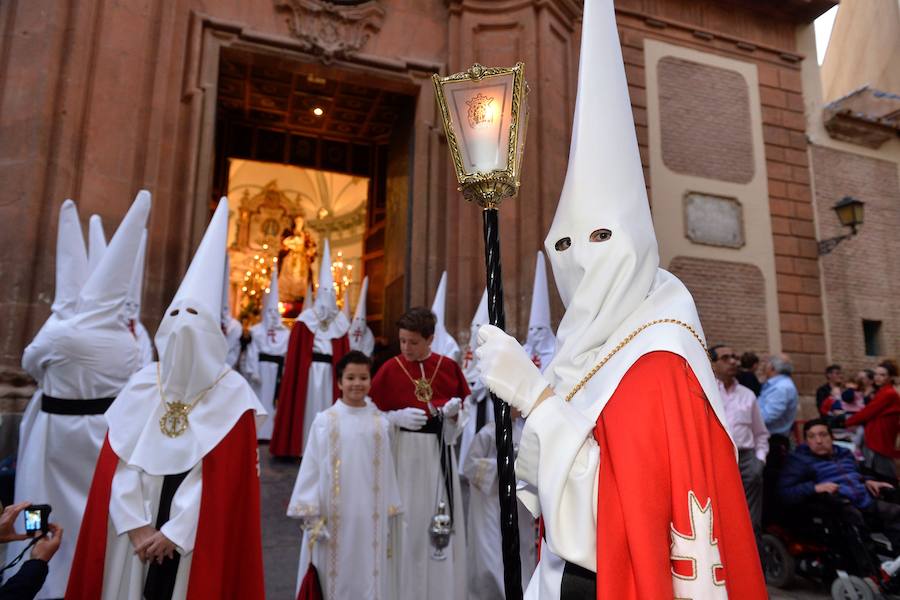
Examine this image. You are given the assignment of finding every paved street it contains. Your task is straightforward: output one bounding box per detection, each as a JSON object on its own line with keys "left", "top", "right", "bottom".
{"left": 259, "top": 445, "right": 831, "bottom": 599}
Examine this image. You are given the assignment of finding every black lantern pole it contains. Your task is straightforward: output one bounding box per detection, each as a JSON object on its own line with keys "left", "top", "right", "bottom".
{"left": 432, "top": 62, "right": 527, "bottom": 600}
{"left": 482, "top": 208, "right": 523, "bottom": 599}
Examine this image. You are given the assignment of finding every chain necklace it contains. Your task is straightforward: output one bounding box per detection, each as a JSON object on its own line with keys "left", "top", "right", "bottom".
{"left": 565, "top": 319, "right": 706, "bottom": 402}
{"left": 394, "top": 354, "right": 445, "bottom": 407}
{"left": 157, "top": 364, "right": 229, "bottom": 438}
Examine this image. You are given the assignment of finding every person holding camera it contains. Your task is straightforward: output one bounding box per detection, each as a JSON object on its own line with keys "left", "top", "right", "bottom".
{"left": 0, "top": 502, "right": 63, "bottom": 600}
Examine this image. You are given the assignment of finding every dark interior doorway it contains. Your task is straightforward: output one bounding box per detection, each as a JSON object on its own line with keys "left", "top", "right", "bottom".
{"left": 211, "top": 47, "right": 416, "bottom": 337}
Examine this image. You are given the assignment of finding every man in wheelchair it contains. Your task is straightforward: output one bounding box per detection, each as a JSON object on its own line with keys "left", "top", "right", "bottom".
{"left": 775, "top": 418, "right": 900, "bottom": 590}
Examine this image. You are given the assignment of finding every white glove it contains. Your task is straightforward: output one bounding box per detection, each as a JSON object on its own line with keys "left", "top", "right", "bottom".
{"left": 476, "top": 324, "right": 549, "bottom": 417}
{"left": 386, "top": 407, "right": 428, "bottom": 430}
{"left": 442, "top": 397, "right": 461, "bottom": 418}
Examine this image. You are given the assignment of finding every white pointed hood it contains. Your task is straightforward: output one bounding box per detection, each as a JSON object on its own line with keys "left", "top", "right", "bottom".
{"left": 73, "top": 191, "right": 151, "bottom": 328}
{"left": 296, "top": 238, "right": 349, "bottom": 338}
{"left": 301, "top": 282, "right": 313, "bottom": 313}
{"left": 50, "top": 199, "right": 89, "bottom": 320}
{"left": 221, "top": 252, "right": 234, "bottom": 327}
{"left": 23, "top": 199, "right": 89, "bottom": 380}
{"left": 342, "top": 287, "right": 351, "bottom": 319}
{"left": 154, "top": 197, "right": 229, "bottom": 389}
{"left": 123, "top": 230, "right": 147, "bottom": 324}
{"left": 524, "top": 251, "right": 556, "bottom": 372}
{"left": 261, "top": 265, "right": 284, "bottom": 332}
{"left": 540, "top": 0, "right": 727, "bottom": 430}
{"left": 87, "top": 215, "right": 107, "bottom": 275}
{"left": 108, "top": 197, "right": 264, "bottom": 476}
{"left": 24, "top": 191, "right": 149, "bottom": 399}
{"left": 462, "top": 288, "right": 488, "bottom": 383}
{"left": 430, "top": 271, "right": 460, "bottom": 361}
{"left": 348, "top": 276, "right": 375, "bottom": 356}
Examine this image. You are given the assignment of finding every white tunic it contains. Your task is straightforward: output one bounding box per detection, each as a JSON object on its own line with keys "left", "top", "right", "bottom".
{"left": 392, "top": 419, "right": 467, "bottom": 600}
{"left": 302, "top": 331, "right": 338, "bottom": 451}
{"left": 15, "top": 322, "right": 142, "bottom": 599}
{"left": 463, "top": 421, "right": 536, "bottom": 600}
{"left": 288, "top": 401, "right": 402, "bottom": 600}
{"left": 101, "top": 461, "right": 202, "bottom": 600}
{"left": 242, "top": 324, "right": 289, "bottom": 440}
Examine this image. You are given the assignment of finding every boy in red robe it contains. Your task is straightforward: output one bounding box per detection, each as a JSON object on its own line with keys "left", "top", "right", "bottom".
{"left": 474, "top": 1, "right": 767, "bottom": 597}
{"left": 370, "top": 306, "right": 471, "bottom": 600}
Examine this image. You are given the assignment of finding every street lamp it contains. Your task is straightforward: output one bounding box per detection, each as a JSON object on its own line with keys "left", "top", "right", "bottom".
{"left": 433, "top": 62, "right": 528, "bottom": 600}
{"left": 818, "top": 196, "right": 865, "bottom": 255}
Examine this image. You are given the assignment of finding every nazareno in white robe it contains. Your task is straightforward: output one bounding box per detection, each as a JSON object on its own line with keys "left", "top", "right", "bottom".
{"left": 15, "top": 321, "right": 142, "bottom": 598}
{"left": 288, "top": 400, "right": 402, "bottom": 600}
{"left": 242, "top": 322, "right": 290, "bottom": 440}
{"left": 463, "top": 420, "right": 536, "bottom": 600}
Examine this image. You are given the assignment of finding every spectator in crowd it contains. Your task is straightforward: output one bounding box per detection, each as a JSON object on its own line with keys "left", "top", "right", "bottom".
{"left": 758, "top": 353, "right": 799, "bottom": 458}
{"left": 0, "top": 501, "right": 63, "bottom": 600}
{"left": 737, "top": 351, "right": 762, "bottom": 396}
{"left": 778, "top": 418, "right": 900, "bottom": 551}
{"left": 840, "top": 361, "right": 900, "bottom": 482}
{"left": 816, "top": 364, "right": 844, "bottom": 416}
{"left": 710, "top": 345, "right": 769, "bottom": 532}
{"left": 855, "top": 369, "right": 876, "bottom": 405}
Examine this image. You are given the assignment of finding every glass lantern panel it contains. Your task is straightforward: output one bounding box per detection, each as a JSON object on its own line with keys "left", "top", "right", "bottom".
{"left": 445, "top": 74, "right": 515, "bottom": 174}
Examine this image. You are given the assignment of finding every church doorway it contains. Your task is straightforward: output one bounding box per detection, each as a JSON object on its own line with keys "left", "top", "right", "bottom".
{"left": 211, "top": 47, "right": 416, "bottom": 337}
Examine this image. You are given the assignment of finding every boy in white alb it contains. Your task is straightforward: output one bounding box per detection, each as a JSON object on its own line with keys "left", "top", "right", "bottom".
{"left": 288, "top": 350, "right": 402, "bottom": 600}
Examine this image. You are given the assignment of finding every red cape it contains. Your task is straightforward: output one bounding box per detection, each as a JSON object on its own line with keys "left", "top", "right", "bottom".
{"left": 65, "top": 411, "right": 265, "bottom": 600}
{"left": 269, "top": 322, "right": 349, "bottom": 457}
{"left": 593, "top": 351, "right": 766, "bottom": 599}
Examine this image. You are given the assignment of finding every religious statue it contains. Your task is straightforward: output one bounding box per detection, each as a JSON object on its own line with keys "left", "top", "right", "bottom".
{"left": 278, "top": 214, "right": 318, "bottom": 303}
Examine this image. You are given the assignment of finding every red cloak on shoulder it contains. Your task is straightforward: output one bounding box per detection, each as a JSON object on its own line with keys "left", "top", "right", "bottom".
{"left": 65, "top": 410, "right": 265, "bottom": 600}
{"left": 269, "top": 321, "right": 349, "bottom": 457}
{"left": 593, "top": 351, "right": 767, "bottom": 599}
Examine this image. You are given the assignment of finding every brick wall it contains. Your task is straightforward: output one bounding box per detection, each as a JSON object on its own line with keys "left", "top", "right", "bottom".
{"left": 658, "top": 57, "right": 755, "bottom": 184}
{"left": 811, "top": 145, "right": 900, "bottom": 373}
{"left": 669, "top": 256, "right": 770, "bottom": 353}
{"left": 615, "top": 6, "right": 827, "bottom": 401}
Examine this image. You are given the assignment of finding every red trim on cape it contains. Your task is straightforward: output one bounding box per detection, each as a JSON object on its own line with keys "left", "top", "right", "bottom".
{"left": 65, "top": 411, "right": 265, "bottom": 600}
{"left": 592, "top": 352, "right": 767, "bottom": 599}
{"left": 269, "top": 321, "right": 349, "bottom": 457}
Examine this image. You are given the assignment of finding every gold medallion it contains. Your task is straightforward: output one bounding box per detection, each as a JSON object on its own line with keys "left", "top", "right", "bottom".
{"left": 414, "top": 379, "right": 434, "bottom": 405}
{"left": 160, "top": 402, "right": 191, "bottom": 438}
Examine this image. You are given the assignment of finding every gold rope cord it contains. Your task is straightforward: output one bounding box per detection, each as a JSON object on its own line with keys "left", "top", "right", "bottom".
{"left": 564, "top": 319, "right": 706, "bottom": 403}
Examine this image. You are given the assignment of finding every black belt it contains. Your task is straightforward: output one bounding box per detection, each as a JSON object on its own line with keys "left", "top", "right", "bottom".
{"left": 560, "top": 561, "right": 596, "bottom": 598}
{"left": 41, "top": 394, "right": 115, "bottom": 415}
{"left": 402, "top": 414, "right": 456, "bottom": 526}
{"left": 259, "top": 353, "right": 286, "bottom": 403}
{"left": 311, "top": 352, "right": 331, "bottom": 364}
{"left": 144, "top": 470, "right": 190, "bottom": 600}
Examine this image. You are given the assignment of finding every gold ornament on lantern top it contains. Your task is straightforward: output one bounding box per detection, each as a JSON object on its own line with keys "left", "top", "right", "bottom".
{"left": 432, "top": 63, "right": 528, "bottom": 210}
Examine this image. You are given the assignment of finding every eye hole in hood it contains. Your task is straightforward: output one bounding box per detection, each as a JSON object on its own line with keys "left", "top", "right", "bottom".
{"left": 555, "top": 237, "right": 572, "bottom": 252}
{"left": 590, "top": 228, "right": 612, "bottom": 243}
{"left": 169, "top": 309, "right": 179, "bottom": 317}
{"left": 186, "top": 307, "right": 198, "bottom": 315}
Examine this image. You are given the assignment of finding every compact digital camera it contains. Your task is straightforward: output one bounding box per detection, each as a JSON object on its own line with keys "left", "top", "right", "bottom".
{"left": 23, "top": 504, "right": 51, "bottom": 536}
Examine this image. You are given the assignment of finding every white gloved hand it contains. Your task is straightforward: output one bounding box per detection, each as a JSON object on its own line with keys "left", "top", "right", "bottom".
{"left": 442, "top": 397, "right": 461, "bottom": 418}
{"left": 386, "top": 407, "right": 428, "bottom": 430}
{"left": 476, "top": 324, "right": 550, "bottom": 417}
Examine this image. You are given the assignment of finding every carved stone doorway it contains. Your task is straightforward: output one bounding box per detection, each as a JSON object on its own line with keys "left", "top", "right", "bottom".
{"left": 210, "top": 46, "right": 416, "bottom": 336}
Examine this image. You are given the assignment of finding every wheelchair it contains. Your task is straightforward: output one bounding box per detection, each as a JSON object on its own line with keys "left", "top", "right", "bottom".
{"left": 761, "top": 491, "right": 900, "bottom": 599}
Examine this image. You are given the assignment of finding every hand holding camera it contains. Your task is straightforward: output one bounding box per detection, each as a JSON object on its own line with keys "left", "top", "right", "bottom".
{"left": 0, "top": 501, "right": 32, "bottom": 543}
{"left": 30, "top": 523, "right": 63, "bottom": 563}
